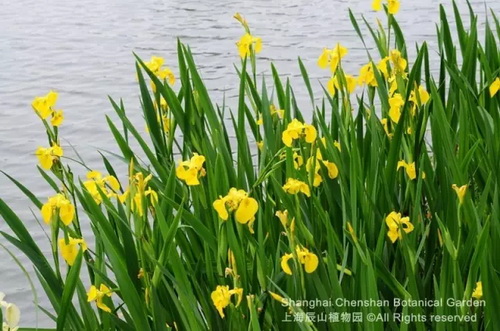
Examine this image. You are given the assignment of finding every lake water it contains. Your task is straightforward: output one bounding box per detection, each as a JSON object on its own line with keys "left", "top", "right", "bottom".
{"left": 1, "top": 0, "right": 498, "bottom": 327}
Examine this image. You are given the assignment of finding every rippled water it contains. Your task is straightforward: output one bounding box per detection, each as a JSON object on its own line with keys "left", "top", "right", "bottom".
{"left": 1, "top": 0, "right": 498, "bottom": 327}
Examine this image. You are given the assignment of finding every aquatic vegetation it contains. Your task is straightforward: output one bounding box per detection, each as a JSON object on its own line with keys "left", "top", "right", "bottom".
{"left": 0, "top": 3, "right": 499, "bottom": 330}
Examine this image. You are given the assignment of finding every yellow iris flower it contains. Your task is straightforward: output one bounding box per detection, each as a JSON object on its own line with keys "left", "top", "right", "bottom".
{"left": 293, "top": 152, "right": 304, "bottom": 169}
{"left": 157, "top": 67, "right": 175, "bottom": 86}
{"left": 472, "top": 281, "right": 482, "bottom": 299}
{"left": 377, "top": 57, "right": 390, "bottom": 78}
{"left": 32, "top": 90, "right": 65, "bottom": 126}
{"left": 283, "top": 178, "right": 311, "bottom": 197}
{"left": 175, "top": 153, "right": 206, "bottom": 186}
{"left": 59, "top": 236, "right": 87, "bottom": 266}
{"left": 452, "top": 184, "right": 468, "bottom": 205}
{"left": 143, "top": 56, "right": 176, "bottom": 90}
{"left": 281, "top": 119, "right": 317, "bottom": 147}
{"left": 385, "top": 211, "right": 414, "bottom": 243}
{"left": 334, "top": 140, "right": 341, "bottom": 151}
{"left": 327, "top": 74, "right": 356, "bottom": 96}
{"left": 489, "top": 77, "right": 500, "bottom": 97}
{"left": 306, "top": 155, "right": 338, "bottom": 187}
{"left": 317, "top": 43, "right": 348, "bottom": 73}
{"left": 32, "top": 90, "right": 57, "bottom": 119}
{"left": 211, "top": 285, "right": 243, "bottom": 318}
{"left": 358, "top": 63, "right": 378, "bottom": 87}
{"left": 119, "top": 172, "right": 157, "bottom": 216}
{"left": 390, "top": 50, "right": 407, "bottom": 73}
{"left": 279, "top": 151, "right": 304, "bottom": 169}
{"left": 213, "top": 188, "right": 259, "bottom": 228}
{"left": 83, "top": 170, "right": 120, "bottom": 204}
{"left": 409, "top": 85, "right": 430, "bottom": 115}
{"left": 35, "top": 143, "right": 63, "bottom": 170}
{"left": 145, "top": 56, "right": 164, "bottom": 73}
{"left": 275, "top": 210, "right": 293, "bottom": 228}
{"left": 281, "top": 246, "right": 319, "bottom": 275}
{"left": 389, "top": 93, "right": 404, "bottom": 123}
{"left": 372, "top": 0, "right": 400, "bottom": 14}
{"left": 87, "top": 284, "right": 113, "bottom": 313}
{"left": 388, "top": 0, "right": 400, "bottom": 14}
{"left": 397, "top": 160, "right": 425, "bottom": 180}
{"left": 50, "top": 109, "right": 65, "bottom": 127}
{"left": 41, "top": 193, "right": 75, "bottom": 226}
{"left": 409, "top": 85, "right": 430, "bottom": 106}
{"left": 296, "top": 246, "right": 319, "bottom": 273}
{"left": 236, "top": 33, "right": 262, "bottom": 58}
{"left": 257, "top": 105, "right": 284, "bottom": 125}
{"left": 270, "top": 104, "right": 284, "bottom": 119}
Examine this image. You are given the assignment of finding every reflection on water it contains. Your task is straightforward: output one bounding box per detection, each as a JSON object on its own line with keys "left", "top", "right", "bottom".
{"left": 0, "top": 0, "right": 498, "bottom": 326}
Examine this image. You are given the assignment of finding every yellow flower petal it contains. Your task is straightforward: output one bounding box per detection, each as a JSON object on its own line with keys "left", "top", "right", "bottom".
{"left": 213, "top": 198, "right": 229, "bottom": 220}
{"left": 283, "top": 178, "right": 310, "bottom": 197}
{"left": 385, "top": 211, "right": 413, "bottom": 243}
{"left": 400, "top": 217, "right": 414, "bottom": 234}
{"left": 388, "top": 0, "right": 400, "bottom": 14}
{"left": 452, "top": 184, "right": 468, "bottom": 205}
{"left": 87, "top": 285, "right": 98, "bottom": 301}
{"left": 100, "top": 284, "right": 112, "bottom": 295}
{"left": 59, "top": 237, "right": 85, "bottom": 266}
{"left": 372, "top": 0, "right": 382, "bottom": 11}
{"left": 389, "top": 93, "right": 404, "bottom": 123}
{"left": 51, "top": 143, "right": 63, "bottom": 157}
{"left": 275, "top": 210, "right": 289, "bottom": 228}
{"left": 96, "top": 299, "right": 112, "bottom": 313}
{"left": 254, "top": 37, "right": 263, "bottom": 53}
{"left": 229, "top": 288, "right": 243, "bottom": 307}
{"left": 211, "top": 285, "right": 231, "bottom": 318}
{"left": 387, "top": 228, "right": 399, "bottom": 243}
{"left": 327, "top": 76, "right": 336, "bottom": 96}
{"left": 87, "top": 170, "right": 102, "bottom": 180}
{"left": 281, "top": 253, "right": 294, "bottom": 275}
{"left": 51, "top": 110, "right": 64, "bottom": 126}
{"left": 317, "top": 48, "right": 329, "bottom": 69}
{"left": 269, "top": 291, "right": 288, "bottom": 305}
{"left": 234, "top": 197, "right": 258, "bottom": 224}
{"left": 59, "top": 203, "right": 75, "bottom": 226}
{"left": 303, "top": 124, "right": 317, "bottom": 143}
{"left": 405, "top": 162, "right": 417, "bottom": 180}
{"left": 385, "top": 211, "right": 402, "bottom": 230}
{"left": 472, "top": 281, "right": 483, "bottom": 299}
{"left": 282, "top": 130, "right": 293, "bottom": 147}
{"left": 390, "top": 50, "right": 406, "bottom": 72}
{"left": 303, "top": 252, "right": 319, "bottom": 273}
{"left": 104, "top": 176, "right": 120, "bottom": 191}
{"left": 300, "top": 182, "right": 311, "bottom": 197}
{"left": 41, "top": 203, "right": 53, "bottom": 224}
{"left": 332, "top": 43, "right": 348, "bottom": 59}
{"left": 489, "top": 78, "right": 500, "bottom": 97}
{"left": 35, "top": 147, "right": 53, "bottom": 170}
{"left": 324, "top": 161, "right": 339, "bottom": 179}
{"left": 312, "top": 173, "right": 323, "bottom": 187}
